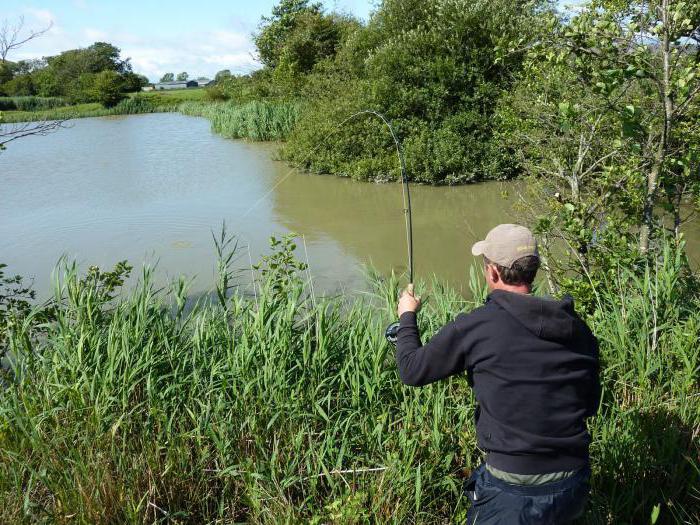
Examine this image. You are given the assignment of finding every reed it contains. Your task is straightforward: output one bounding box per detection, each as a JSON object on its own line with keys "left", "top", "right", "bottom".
{"left": 0, "top": 96, "right": 68, "bottom": 111}
{"left": 0, "top": 238, "right": 697, "bottom": 523}
{"left": 178, "top": 100, "right": 301, "bottom": 141}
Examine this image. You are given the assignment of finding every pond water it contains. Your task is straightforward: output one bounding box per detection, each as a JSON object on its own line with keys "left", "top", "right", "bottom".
{"left": 2, "top": 113, "right": 697, "bottom": 299}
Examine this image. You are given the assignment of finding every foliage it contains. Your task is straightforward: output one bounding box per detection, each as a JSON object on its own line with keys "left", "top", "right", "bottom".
{"left": 178, "top": 100, "right": 301, "bottom": 141}
{"left": 254, "top": 0, "right": 324, "bottom": 69}
{"left": 0, "top": 41, "right": 145, "bottom": 104}
{"left": 253, "top": 233, "right": 308, "bottom": 299}
{"left": 280, "top": 0, "right": 550, "bottom": 183}
{"left": 0, "top": 263, "right": 35, "bottom": 349}
{"left": 0, "top": 95, "right": 67, "bottom": 111}
{"left": 496, "top": 0, "right": 700, "bottom": 307}
{"left": 160, "top": 72, "right": 174, "bottom": 82}
{"left": 0, "top": 237, "right": 697, "bottom": 523}
{"left": 214, "top": 69, "right": 231, "bottom": 81}
{"left": 88, "top": 69, "right": 126, "bottom": 107}
{"left": 176, "top": 71, "right": 188, "bottom": 81}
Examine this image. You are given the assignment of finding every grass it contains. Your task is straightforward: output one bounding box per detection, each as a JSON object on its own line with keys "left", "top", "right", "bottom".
{"left": 0, "top": 235, "right": 697, "bottom": 523}
{"left": 135, "top": 87, "right": 208, "bottom": 102}
{"left": 0, "top": 90, "right": 206, "bottom": 123}
{"left": 179, "top": 100, "right": 302, "bottom": 141}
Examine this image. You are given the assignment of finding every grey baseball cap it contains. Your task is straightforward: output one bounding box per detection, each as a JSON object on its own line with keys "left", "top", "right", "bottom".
{"left": 471, "top": 224, "right": 539, "bottom": 268}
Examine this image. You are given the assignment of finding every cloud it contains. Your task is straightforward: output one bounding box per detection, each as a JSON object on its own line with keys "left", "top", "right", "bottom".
{"left": 120, "top": 31, "right": 260, "bottom": 81}
{"left": 8, "top": 8, "right": 260, "bottom": 81}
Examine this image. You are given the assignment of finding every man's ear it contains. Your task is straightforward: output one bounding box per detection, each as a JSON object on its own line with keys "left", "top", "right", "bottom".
{"left": 487, "top": 264, "right": 500, "bottom": 284}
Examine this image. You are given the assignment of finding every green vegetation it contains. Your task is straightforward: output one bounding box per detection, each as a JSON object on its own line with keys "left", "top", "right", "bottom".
{"left": 1, "top": 2, "right": 699, "bottom": 520}
{"left": 0, "top": 95, "right": 67, "bottom": 111}
{"left": 136, "top": 87, "right": 207, "bottom": 102}
{"left": 0, "top": 90, "right": 207, "bottom": 123}
{"left": 0, "top": 42, "right": 146, "bottom": 107}
{"left": 0, "top": 235, "right": 697, "bottom": 523}
{"left": 179, "top": 100, "right": 301, "bottom": 141}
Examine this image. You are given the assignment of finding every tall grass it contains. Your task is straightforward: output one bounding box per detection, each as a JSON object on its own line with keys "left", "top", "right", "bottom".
{"left": 179, "top": 100, "right": 301, "bottom": 141}
{"left": 0, "top": 96, "right": 69, "bottom": 111}
{"left": 0, "top": 96, "right": 177, "bottom": 123}
{"left": 0, "top": 238, "right": 697, "bottom": 523}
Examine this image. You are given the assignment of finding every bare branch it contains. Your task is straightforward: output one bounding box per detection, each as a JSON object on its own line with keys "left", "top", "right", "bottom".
{"left": 0, "top": 120, "right": 68, "bottom": 149}
{"left": 0, "top": 16, "right": 53, "bottom": 62}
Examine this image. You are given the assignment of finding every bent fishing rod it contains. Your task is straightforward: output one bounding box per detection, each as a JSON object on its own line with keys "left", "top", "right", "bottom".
{"left": 239, "top": 110, "right": 414, "bottom": 345}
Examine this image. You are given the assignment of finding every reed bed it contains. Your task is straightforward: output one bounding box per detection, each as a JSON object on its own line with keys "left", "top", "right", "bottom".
{"left": 179, "top": 100, "right": 301, "bottom": 141}
{"left": 0, "top": 97, "right": 176, "bottom": 123}
{"left": 0, "top": 96, "right": 69, "bottom": 112}
{"left": 0, "top": 239, "right": 697, "bottom": 523}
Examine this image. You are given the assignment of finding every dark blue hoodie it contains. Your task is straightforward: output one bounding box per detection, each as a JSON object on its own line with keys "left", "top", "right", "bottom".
{"left": 396, "top": 290, "right": 600, "bottom": 474}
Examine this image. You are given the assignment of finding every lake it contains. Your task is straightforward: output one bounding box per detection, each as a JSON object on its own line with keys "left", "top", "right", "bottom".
{"left": 2, "top": 112, "right": 697, "bottom": 299}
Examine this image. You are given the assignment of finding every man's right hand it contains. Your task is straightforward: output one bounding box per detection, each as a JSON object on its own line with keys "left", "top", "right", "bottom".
{"left": 398, "top": 284, "right": 421, "bottom": 317}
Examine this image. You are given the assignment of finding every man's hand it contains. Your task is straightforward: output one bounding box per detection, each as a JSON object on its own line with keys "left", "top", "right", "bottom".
{"left": 398, "top": 284, "right": 421, "bottom": 317}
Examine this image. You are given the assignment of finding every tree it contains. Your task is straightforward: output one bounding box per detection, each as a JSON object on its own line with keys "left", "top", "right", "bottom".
{"left": 0, "top": 15, "right": 52, "bottom": 63}
{"left": 283, "top": 0, "right": 549, "bottom": 183}
{"left": 0, "top": 17, "right": 64, "bottom": 152}
{"left": 497, "top": 0, "right": 700, "bottom": 302}
{"left": 160, "top": 72, "right": 174, "bottom": 82}
{"left": 214, "top": 69, "right": 232, "bottom": 81}
{"left": 122, "top": 71, "right": 148, "bottom": 92}
{"left": 254, "top": 0, "right": 323, "bottom": 69}
{"left": 89, "top": 70, "right": 125, "bottom": 107}
{"left": 176, "top": 71, "right": 188, "bottom": 81}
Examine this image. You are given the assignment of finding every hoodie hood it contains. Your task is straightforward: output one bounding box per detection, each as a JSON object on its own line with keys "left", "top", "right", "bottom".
{"left": 488, "top": 290, "right": 579, "bottom": 343}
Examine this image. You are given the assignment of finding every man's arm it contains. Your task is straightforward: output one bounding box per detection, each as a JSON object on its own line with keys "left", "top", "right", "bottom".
{"left": 395, "top": 311, "right": 468, "bottom": 386}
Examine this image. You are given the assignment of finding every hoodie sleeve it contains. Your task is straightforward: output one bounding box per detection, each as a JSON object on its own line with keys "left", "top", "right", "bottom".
{"left": 395, "top": 311, "right": 470, "bottom": 386}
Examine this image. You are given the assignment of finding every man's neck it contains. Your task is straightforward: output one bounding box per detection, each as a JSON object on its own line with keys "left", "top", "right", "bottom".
{"left": 493, "top": 283, "right": 531, "bottom": 295}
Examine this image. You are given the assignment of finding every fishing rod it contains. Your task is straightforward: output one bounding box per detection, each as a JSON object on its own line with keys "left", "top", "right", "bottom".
{"left": 332, "top": 111, "right": 414, "bottom": 346}
{"left": 238, "top": 109, "right": 414, "bottom": 345}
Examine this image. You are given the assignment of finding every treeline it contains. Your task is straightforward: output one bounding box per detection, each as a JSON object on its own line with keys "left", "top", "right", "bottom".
{"left": 0, "top": 42, "right": 147, "bottom": 107}
{"left": 207, "top": 0, "right": 700, "bottom": 305}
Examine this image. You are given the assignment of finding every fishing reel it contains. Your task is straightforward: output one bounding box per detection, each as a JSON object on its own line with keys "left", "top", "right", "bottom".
{"left": 385, "top": 321, "right": 400, "bottom": 346}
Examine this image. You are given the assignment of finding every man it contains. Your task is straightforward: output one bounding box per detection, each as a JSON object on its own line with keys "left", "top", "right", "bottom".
{"left": 395, "top": 224, "right": 600, "bottom": 524}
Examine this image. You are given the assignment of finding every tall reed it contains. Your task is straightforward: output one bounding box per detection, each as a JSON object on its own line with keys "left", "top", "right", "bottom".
{"left": 179, "top": 100, "right": 301, "bottom": 141}
{"left": 0, "top": 238, "right": 697, "bottom": 523}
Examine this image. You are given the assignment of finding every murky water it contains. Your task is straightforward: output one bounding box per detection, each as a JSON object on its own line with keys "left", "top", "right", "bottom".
{"left": 2, "top": 113, "right": 697, "bottom": 298}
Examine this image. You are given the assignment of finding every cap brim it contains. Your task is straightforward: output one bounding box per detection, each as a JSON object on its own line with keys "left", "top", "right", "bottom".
{"left": 471, "top": 240, "right": 486, "bottom": 256}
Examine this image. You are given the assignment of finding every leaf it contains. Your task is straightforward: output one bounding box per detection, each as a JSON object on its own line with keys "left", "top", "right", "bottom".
{"left": 651, "top": 504, "right": 661, "bottom": 524}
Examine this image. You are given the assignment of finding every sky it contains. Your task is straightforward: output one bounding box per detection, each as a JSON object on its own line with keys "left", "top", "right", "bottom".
{"left": 3, "top": 0, "right": 377, "bottom": 81}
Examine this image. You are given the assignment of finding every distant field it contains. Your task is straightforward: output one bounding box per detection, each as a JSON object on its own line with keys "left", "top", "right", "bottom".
{"left": 133, "top": 87, "right": 207, "bottom": 101}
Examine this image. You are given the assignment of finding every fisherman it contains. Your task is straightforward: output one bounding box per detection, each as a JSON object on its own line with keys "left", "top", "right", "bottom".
{"left": 395, "top": 224, "right": 600, "bottom": 524}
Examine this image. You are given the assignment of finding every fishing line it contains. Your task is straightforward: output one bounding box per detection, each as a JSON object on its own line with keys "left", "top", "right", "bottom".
{"left": 239, "top": 110, "right": 414, "bottom": 283}
{"left": 237, "top": 109, "right": 414, "bottom": 345}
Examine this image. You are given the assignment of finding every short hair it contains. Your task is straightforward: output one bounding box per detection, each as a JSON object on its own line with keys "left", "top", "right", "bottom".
{"left": 484, "top": 255, "right": 540, "bottom": 286}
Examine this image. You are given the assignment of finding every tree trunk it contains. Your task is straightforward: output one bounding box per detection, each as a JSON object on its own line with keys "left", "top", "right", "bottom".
{"left": 640, "top": 0, "right": 674, "bottom": 253}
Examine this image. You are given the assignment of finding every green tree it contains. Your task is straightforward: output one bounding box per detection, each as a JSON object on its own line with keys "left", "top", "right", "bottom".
{"left": 254, "top": 0, "right": 323, "bottom": 69}
{"left": 283, "top": 0, "right": 550, "bottom": 183}
{"left": 214, "top": 69, "right": 231, "bottom": 81}
{"left": 497, "top": 0, "right": 700, "bottom": 303}
{"left": 122, "top": 71, "right": 148, "bottom": 92}
{"left": 176, "top": 71, "right": 188, "bottom": 81}
{"left": 89, "top": 69, "right": 125, "bottom": 107}
{"left": 160, "top": 72, "right": 174, "bottom": 82}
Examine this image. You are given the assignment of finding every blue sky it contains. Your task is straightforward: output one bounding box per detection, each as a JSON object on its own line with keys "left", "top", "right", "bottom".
{"left": 3, "top": 0, "right": 377, "bottom": 81}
